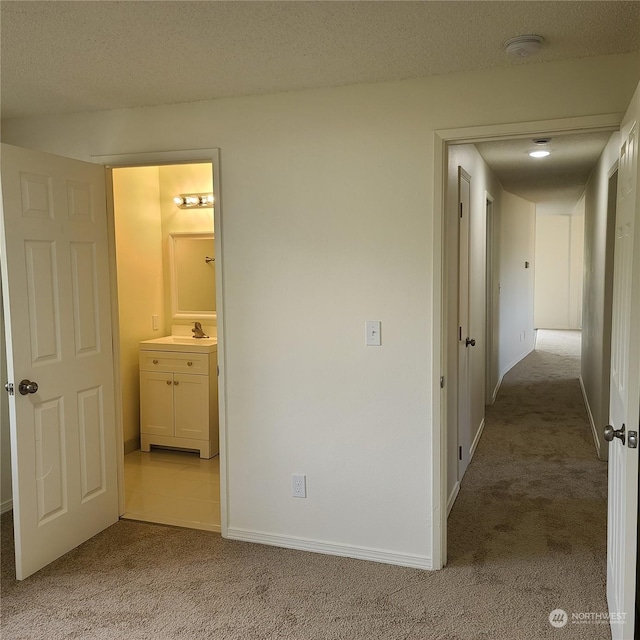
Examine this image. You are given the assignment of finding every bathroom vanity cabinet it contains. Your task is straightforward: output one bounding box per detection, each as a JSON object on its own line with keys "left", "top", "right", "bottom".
{"left": 139, "top": 338, "right": 219, "bottom": 458}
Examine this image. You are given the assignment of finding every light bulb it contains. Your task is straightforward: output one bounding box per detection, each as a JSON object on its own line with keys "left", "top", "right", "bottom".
{"left": 529, "top": 150, "right": 550, "bottom": 158}
{"left": 173, "top": 196, "right": 184, "bottom": 206}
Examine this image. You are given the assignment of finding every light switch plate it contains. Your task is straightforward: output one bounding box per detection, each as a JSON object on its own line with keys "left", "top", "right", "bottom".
{"left": 365, "top": 320, "right": 381, "bottom": 346}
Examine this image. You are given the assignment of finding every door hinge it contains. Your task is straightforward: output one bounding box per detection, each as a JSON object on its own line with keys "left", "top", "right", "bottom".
{"left": 217, "top": 365, "right": 219, "bottom": 376}
{"left": 459, "top": 202, "right": 463, "bottom": 218}
{"left": 4, "top": 382, "right": 14, "bottom": 396}
{"left": 459, "top": 326, "right": 462, "bottom": 341}
{"left": 440, "top": 376, "right": 445, "bottom": 389}
{"left": 458, "top": 446, "right": 462, "bottom": 461}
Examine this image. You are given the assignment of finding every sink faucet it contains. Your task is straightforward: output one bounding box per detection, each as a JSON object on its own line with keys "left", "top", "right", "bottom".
{"left": 192, "top": 322, "right": 209, "bottom": 339}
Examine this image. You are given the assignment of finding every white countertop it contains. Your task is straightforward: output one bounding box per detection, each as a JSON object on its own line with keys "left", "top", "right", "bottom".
{"left": 139, "top": 335, "right": 218, "bottom": 354}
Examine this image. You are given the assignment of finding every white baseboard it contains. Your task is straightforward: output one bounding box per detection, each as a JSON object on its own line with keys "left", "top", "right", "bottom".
{"left": 491, "top": 375, "right": 503, "bottom": 403}
{"left": 1, "top": 498, "right": 12, "bottom": 515}
{"left": 469, "top": 418, "right": 485, "bottom": 462}
{"left": 226, "top": 527, "right": 432, "bottom": 570}
{"left": 447, "top": 481, "right": 460, "bottom": 516}
{"left": 579, "top": 374, "right": 606, "bottom": 461}
{"left": 499, "top": 343, "right": 535, "bottom": 383}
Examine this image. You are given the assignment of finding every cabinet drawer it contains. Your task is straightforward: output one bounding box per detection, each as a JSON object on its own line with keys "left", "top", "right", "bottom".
{"left": 139, "top": 351, "right": 209, "bottom": 375}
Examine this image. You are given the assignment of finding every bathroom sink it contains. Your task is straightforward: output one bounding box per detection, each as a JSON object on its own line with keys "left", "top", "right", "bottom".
{"left": 139, "top": 335, "right": 217, "bottom": 353}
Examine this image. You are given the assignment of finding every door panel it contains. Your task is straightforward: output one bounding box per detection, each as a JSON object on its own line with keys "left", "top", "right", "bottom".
{"left": 71, "top": 241, "right": 100, "bottom": 356}
{"left": 25, "top": 240, "right": 61, "bottom": 364}
{"left": 77, "top": 385, "right": 107, "bottom": 501}
{"left": 34, "top": 395, "right": 66, "bottom": 522}
{"left": 0, "top": 143, "right": 118, "bottom": 580}
{"left": 174, "top": 373, "right": 208, "bottom": 440}
{"left": 140, "top": 371, "right": 174, "bottom": 437}
{"left": 607, "top": 88, "right": 640, "bottom": 640}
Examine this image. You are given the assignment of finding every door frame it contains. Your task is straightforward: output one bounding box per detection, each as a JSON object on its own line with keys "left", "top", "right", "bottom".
{"left": 431, "top": 112, "right": 623, "bottom": 569}
{"left": 92, "top": 148, "right": 227, "bottom": 537}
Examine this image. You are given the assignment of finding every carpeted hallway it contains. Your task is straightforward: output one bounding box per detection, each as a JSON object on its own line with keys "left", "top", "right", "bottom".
{"left": 1, "top": 330, "right": 609, "bottom": 639}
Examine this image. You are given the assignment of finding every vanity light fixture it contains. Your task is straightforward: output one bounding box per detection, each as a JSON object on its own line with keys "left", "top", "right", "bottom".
{"left": 173, "top": 193, "right": 214, "bottom": 209}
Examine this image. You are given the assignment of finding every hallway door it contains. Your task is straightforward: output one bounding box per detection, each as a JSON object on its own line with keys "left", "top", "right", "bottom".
{"left": 457, "top": 168, "right": 472, "bottom": 478}
{"left": 606, "top": 85, "right": 640, "bottom": 640}
{"left": 0, "top": 144, "right": 119, "bottom": 579}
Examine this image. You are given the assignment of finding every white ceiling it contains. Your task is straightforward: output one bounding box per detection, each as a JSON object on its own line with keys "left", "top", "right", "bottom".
{"left": 1, "top": 1, "right": 637, "bottom": 215}
{"left": 1, "top": 1, "right": 639, "bottom": 120}
{"left": 474, "top": 131, "right": 615, "bottom": 215}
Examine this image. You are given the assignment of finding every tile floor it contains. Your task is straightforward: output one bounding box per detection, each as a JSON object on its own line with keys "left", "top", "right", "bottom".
{"left": 123, "top": 448, "right": 221, "bottom": 532}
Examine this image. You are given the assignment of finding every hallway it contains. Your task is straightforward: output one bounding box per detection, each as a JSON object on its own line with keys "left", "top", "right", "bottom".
{"left": 0, "top": 330, "right": 613, "bottom": 640}
{"left": 448, "top": 329, "right": 609, "bottom": 638}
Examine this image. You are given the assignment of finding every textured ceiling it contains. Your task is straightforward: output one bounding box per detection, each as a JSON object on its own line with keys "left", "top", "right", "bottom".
{"left": 474, "top": 131, "right": 615, "bottom": 215}
{"left": 1, "top": 1, "right": 640, "bottom": 119}
{"left": 1, "top": 2, "right": 634, "bottom": 214}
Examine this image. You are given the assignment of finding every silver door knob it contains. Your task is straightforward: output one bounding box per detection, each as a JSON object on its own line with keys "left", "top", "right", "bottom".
{"left": 18, "top": 379, "right": 38, "bottom": 395}
{"left": 604, "top": 424, "right": 625, "bottom": 445}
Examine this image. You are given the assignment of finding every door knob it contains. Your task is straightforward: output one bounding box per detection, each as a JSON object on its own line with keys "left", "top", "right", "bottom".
{"left": 18, "top": 379, "right": 38, "bottom": 395}
{"left": 604, "top": 424, "right": 625, "bottom": 445}
{"left": 465, "top": 338, "right": 476, "bottom": 347}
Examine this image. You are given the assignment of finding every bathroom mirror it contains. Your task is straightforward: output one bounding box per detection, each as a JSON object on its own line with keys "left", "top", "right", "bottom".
{"left": 168, "top": 233, "right": 216, "bottom": 320}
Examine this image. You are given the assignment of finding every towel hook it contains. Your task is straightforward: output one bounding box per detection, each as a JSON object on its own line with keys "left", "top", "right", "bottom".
{"left": 205, "top": 256, "right": 215, "bottom": 264}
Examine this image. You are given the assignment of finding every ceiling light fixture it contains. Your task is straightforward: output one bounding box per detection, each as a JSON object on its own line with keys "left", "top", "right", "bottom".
{"left": 529, "top": 138, "right": 551, "bottom": 158}
{"left": 504, "top": 35, "right": 544, "bottom": 58}
{"left": 529, "top": 150, "right": 550, "bottom": 158}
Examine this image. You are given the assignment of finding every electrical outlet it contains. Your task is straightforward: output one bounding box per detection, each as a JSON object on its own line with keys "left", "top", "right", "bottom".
{"left": 152, "top": 314, "right": 159, "bottom": 331}
{"left": 292, "top": 474, "right": 306, "bottom": 498}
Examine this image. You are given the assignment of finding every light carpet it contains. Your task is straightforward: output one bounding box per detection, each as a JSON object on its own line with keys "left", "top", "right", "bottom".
{"left": 1, "top": 330, "right": 609, "bottom": 639}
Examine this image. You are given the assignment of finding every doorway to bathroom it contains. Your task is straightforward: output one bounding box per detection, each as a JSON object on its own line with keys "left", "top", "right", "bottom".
{"left": 110, "top": 160, "right": 221, "bottom": 532}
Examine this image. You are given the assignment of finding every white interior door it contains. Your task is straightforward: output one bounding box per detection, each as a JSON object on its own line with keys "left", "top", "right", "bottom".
{"left": 457, "top": 168, "right": 472, "bottom": 478}
{"left": 606, "top": 84, "right": 640, "bottom": 640}
{"left": 0, "top": 144, "right": 118, "bottom": 580}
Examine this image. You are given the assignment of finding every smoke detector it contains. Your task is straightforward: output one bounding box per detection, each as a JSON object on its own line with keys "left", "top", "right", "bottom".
{"left": 504, "top": 35, "right": 544, "bottom": 58}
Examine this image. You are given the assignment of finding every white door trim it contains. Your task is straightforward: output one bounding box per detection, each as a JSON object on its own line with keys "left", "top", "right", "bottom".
{"left": 431, "top": 112, "right": 623, "bottom": 569}
{"left": 95, "top": 148, "right": 228, "bottom": 539}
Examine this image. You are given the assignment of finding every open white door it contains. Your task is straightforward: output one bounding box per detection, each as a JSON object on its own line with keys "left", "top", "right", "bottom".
{"left": 606, "top": 84, "right": 640, "bottom": 640}
{"left": 0, "top": 144, "right": 118, "bottom": 580}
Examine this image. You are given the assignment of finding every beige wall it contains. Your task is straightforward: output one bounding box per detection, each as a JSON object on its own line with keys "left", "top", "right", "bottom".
{"left": 2, "top": 53, "right": 639, "bottom": 567}
{"left": 112, "top": 167, "right": 165, "bottom": 448}
{"left": 499, "top": 192, "right": 536, "bottom": 375}
{"left": 158, "top": 164, "right": 214, "bottom": 329}
{"left": 534, "top": 210, "right": 584, "bottom": 330}
{"left": 581, "top": 131, "right": 621, "bottom": 460}
{"left": 569, "top": 200, "right": 585, "bottom": 329}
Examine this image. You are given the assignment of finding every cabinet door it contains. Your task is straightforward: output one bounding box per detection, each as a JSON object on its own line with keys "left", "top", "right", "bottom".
{"left": 140, "top": 371, "right": 174, "bottom": 436}
{"left": 173, "top": 373, "right": 209, "bottom": 440}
